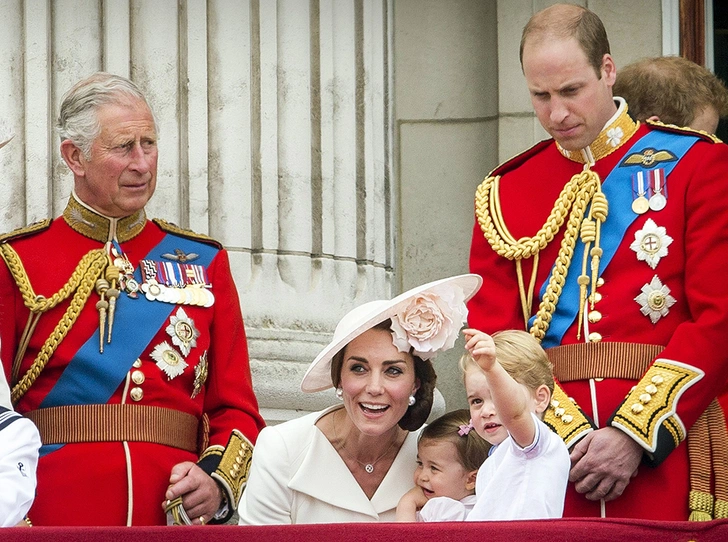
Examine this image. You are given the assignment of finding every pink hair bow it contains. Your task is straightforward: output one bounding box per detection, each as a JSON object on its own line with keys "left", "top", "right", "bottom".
{"left": 458, "top": 420, "right": 474, "bottom": 436}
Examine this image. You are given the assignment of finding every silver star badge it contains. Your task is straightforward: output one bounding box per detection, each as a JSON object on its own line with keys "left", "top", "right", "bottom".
{"left": 151, "top": 341, "right": 189, "bottom": 379}
{"left": 630, "top": 219, "right": 673, "bottom": 269}
{"left": 166, "top": 307, "right": 200, "bottom": 357}
{"left": 634, "top": 275, "right": 676, "bottom": 324}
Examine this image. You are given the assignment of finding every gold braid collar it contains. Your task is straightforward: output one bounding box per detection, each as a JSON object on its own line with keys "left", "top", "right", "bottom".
{"left": 63, "top": 193, "right": 146, "bottom": 243}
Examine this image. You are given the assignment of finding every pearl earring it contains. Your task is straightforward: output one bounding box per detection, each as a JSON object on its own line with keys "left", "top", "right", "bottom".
{"left": 336, "top": 387, "right": 343, "bottom": 400}
{"left": 408, "top": 395, "right": 416, "bottom": 406}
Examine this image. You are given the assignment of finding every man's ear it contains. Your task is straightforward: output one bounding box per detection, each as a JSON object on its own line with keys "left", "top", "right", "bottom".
{"left": 534, "top": 384, "right": 551, "bottom": 415}
{"left": 60, "top": 139, "right": 87, "bottom": 177}
{"left": 601, "top": 53, "right": 617, "bottom": 86}
{"left": 465, "top": 469, "right": 478, "bottom": 491}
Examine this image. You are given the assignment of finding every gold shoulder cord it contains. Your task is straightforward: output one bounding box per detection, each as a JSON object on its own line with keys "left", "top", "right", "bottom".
{"left": 0, "top": 244, "right": 108, "bottom": 404}
{"left": 475, "top": 167, "right": 605, "bottom": 341}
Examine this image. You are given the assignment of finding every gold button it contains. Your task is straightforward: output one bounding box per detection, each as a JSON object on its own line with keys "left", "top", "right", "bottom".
{"left": 645, "top": 384, "right": 658, "bottom": 395}
{"left": 131, "top": 370, "right": 145, "bottom": 385}
{"left": 588, "top": 332, "right": 602, "bottom": 343}
{"left": 588, "top": 310, "right": 602, "bottom": 323}
{"left": 562, "top": 414, "right": 573, "bottom": 424}
{"left": 639, "top": 393, "right": 652, "bottom": 404}
{"left": 651, "top": 375, "right": 664, "bottom": 385}
{"left": 551, "top": 399, "right": 560, "bottom": 408}
{"left": 596, "top": 277, "right": 605, "bottom": 287}
{"left": 133, "top": 358, "right": 142, "bottom": 369}
{"left": 590, "top": 292, "right": 603, "bottom": 304}
{"left": 631, "top": 403, "right": 644, "bottom": 414}
{"left": 594, "top": 377, "right": 604, "bottom": 382}
{"left": 130, "top": 387, "right": 144, "bottom": 402}
{"left": 554, "top": 407, "right": 565, "bottom": 418}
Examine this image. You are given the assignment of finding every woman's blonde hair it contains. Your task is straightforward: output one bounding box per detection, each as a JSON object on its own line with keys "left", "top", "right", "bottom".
{"left": 459, "top": 330, "right": 554, "bottom": 396}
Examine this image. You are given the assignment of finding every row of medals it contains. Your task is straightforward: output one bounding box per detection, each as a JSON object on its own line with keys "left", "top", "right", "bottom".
{"left": 115, "top": 253, "right": 215, "bottom": 308}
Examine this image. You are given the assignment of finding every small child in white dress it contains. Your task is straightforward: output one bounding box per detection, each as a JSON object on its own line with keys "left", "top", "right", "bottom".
{"left": 462, "top": 329, "right": 570, "bottom": 521}
{"left": 396, "top": 409, "right": 491, "bottom": 522}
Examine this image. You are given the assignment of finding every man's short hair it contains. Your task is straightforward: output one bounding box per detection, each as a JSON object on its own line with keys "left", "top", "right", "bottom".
{"left": 520, "top": 4, "right": 610, "bottom": 78}
{"left": 57, "top": 72, "right": 157, "bottom": 158}
{"left": 614, "top": 56, "right": 728, "bottom": 127}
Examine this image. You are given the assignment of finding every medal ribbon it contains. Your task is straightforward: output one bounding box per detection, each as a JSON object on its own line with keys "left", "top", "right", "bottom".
{"left": 533, "top": 130, "right": 699, "bottom": 348}
{"left": 38, "top": 233, "right": 219, "bottom": 455}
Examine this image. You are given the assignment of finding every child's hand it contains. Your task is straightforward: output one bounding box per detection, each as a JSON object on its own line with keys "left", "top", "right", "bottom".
{"left": 463, "top": 328, "right": 497, "bottom": 372}
{"left": 396, "top": 486, "right": 428, "bottom": 521}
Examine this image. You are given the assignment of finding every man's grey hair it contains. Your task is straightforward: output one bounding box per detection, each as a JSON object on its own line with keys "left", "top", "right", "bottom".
{"left": 57, "top": 72, "right": 157, "bottom": 158}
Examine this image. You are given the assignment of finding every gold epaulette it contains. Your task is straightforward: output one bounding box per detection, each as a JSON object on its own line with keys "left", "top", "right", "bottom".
{"left": 646, "top": 119, "right": 722, "bottom": 144}
{"left": 609, "top": 359, "right": 704, "bottom": 466}
{"left": 153, "top": 219, "right": 222, "bottom": 249}
{"left": 0, "top": 219, "right": 52, "bottom": 245}
{"left": 543, "top": 382, "right": 594, "bottom": 448}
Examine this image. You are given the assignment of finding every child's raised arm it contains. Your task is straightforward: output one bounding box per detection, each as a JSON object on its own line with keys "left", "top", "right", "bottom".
{"left": 463, "top": 329, "right": 537, "bottom": 448}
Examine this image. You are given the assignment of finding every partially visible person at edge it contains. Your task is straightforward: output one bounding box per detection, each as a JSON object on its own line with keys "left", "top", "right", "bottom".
{"left": 0, "top": 360, "right": 41, "bottom": 527}
{"left": 0, "top": 72, "right": 265, "bottom": 525}
{"left": 467, "top": 3, "right": 728, "bottom": 520}
{"left": 395, "top": 408, "right": 490, "bottom": 522}
{"left": 614, "top": 55, "right": 728, "bottom": 134}
{"left": 238, "top": 274, "right": 482, "bottom": 523}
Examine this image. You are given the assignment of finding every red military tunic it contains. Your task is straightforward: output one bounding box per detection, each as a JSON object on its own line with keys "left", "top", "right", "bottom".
{"left": 0, "top": 194, "right": 264, "bottom": 525}
{"left": 468, "top": 101, "right": 728, "bottom": 520}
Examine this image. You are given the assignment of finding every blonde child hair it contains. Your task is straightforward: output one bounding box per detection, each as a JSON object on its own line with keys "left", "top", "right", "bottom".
{"left": 459, "top": 329, "right": 554, "bottom": 398}
{"left": 419, "top": 409, "right": 491, "bottom": 472}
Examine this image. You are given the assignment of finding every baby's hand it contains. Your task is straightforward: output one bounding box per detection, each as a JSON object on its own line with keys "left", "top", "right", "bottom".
{"left": 463, "top": 328, "right": 497, "bottom": 372}
{"left": 402, "top": 485, "right": 428, "bottom": 509}
{"left": 396, "top": 486, "right": 428, "bottom": 521}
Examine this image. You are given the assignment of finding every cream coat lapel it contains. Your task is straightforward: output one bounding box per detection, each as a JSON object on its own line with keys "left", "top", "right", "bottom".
{"left": 289, "top": 416, "right": 420, "bottom": 519}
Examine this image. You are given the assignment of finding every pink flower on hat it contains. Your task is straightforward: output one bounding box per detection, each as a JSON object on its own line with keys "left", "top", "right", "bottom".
{"left": 390, "top": 285, "right": 468, "bottom": 360}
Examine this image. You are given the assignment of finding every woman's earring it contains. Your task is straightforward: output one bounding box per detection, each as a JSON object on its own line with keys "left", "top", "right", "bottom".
{"left": 336, "top": 387, "right": 344, "bottom": 400}
{"left": 408, "top": 394, "right": 416, "bottom": 406}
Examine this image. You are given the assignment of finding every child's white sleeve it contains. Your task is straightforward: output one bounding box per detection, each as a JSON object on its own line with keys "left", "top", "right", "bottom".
{"left": 417, "top": 496, "right": 469, "bottom": 522}
{"left": 0, "top": 409, "right": 41, "bottom": 527}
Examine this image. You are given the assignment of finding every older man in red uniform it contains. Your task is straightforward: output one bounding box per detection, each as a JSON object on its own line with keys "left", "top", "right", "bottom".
{"left": 0, "top": 73, "right": 264, "bottom": 525}
{"left": 468, "top": 4, "right": 728, "bottom": 520}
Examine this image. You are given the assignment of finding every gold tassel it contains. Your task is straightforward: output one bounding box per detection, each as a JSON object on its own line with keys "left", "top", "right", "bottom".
{"left": 688, "top": 490, "right": 714, "bottom": 521}
{"left": 715, "top": 499, "right": 728, "bottom": 519}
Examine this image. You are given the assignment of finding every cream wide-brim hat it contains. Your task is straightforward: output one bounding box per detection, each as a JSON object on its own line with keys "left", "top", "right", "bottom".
{"left": 300, "top": 273, "right": 482, "bottom": 393}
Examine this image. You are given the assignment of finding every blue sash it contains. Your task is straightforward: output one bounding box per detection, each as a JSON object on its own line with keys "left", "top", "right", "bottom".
{"left": 39, "top": 232, "right": 218, "bottom": 455}
{"left": 532, "top": 130, "right": 699, "bottom": 348}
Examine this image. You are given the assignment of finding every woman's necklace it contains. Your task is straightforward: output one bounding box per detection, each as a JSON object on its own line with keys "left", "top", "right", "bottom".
{"left": 332, "top": 408, "right": 400, "bottom": 474}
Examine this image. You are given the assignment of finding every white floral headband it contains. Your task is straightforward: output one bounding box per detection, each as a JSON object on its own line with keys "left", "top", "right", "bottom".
{"left": 390, "top": 284, "right": 468, "bottom": 361}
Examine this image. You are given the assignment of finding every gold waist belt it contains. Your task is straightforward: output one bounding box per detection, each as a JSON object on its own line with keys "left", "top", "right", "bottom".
{"left": 26, "top": 404, "right": 199, "bottom": 453}
{"left": 546, "top": 342, "right": 665, "bottom": 382}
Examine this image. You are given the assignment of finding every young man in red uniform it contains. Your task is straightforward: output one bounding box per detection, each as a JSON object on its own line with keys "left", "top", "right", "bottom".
{"left": 468, "top": 4, "right": 728, "bottom": 520}
{"left": 0, "top": 73, "right": 265, "bottom": 525}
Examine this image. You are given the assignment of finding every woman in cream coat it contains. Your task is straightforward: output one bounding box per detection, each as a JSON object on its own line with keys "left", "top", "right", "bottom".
{"left": 238, "top": 275, "right": 482, "bottom": 524}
